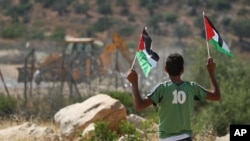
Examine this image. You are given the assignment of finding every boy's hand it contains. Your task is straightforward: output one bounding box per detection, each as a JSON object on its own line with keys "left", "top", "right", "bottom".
{"left": 207, "top": 57, "right": 216, "bottom": 73}
{"left": 127, "top": 69, "right": 138, "bottom": 85}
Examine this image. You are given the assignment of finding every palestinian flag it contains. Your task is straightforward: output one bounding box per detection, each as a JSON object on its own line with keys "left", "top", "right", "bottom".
{"left": 136, "top": 27, "right": 159, "bottom": 77}
{"left": 204, "top": 15, "right": 233, "bottom": 57}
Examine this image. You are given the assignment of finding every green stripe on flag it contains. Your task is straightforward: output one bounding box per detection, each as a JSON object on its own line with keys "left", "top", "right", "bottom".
{"left": 136, "top": 51, "right": 152, "bottom": 77}
{"left": 209, "top": 39, "right": 234, "bottom": 57}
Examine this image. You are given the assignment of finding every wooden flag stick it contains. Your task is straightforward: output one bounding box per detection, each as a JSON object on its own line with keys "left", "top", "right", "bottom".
{"left": 130, "top": 55, "right": 137, "bottom": 69}
{"left": 203, "top": 11, "right": 211, "bottom": 58}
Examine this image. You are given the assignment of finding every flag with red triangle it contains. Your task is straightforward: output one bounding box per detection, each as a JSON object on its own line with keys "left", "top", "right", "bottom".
{"left": 136, "top": 27, "right": 160, "bottom": 77}
{"left": 204, "top": 15, "right": 233, "bottom": 57}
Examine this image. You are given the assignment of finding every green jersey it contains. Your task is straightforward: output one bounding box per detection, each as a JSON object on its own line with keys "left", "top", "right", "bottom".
{"left": 148, "top": 81, "right": 207, "bottom": 139}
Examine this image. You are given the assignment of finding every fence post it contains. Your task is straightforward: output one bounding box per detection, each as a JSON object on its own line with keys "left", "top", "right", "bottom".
{"left": 0, "top": 70, "right": 10, "bottom": 96}
{"left": 23, "top": 48, "right": 35, "bottom": 105}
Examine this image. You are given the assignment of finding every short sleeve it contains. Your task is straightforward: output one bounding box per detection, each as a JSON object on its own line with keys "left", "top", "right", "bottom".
{"left": 192, "top": 82, "right": 207, "bottom": 102}
{"left": 147, "top": 83, "right": 164, "bottom": 105}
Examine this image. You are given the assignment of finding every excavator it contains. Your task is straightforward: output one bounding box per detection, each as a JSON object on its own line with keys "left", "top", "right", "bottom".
{"left": 17, "top": 33, "right": 133, "bottom": 88}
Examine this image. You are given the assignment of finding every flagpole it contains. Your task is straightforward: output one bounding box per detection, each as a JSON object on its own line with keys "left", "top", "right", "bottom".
{"left": 130, "top": 27, "right": 146, "bottom": 69}
{"left": 203, "top": 11, "right": 211, "bottom": 58}
{"left": 130, "top": 55, "right": 137, "bottom": 69}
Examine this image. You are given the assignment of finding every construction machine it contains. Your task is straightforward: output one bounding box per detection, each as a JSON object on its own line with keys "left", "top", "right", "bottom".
{"left": 17, "top": 33, "right": 133, "bottom": 89}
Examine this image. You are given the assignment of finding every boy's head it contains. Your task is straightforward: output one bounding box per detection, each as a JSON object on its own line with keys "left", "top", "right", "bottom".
{"left": 165, "top": 53, "right": 184, "bottom": 76}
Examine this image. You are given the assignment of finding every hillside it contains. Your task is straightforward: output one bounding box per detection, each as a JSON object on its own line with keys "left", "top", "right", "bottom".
{"left": 1, "top": 1, "right": 250, "bottom": 140}
{"left": 0, "top": 0, "right": 250, "bottom": 55}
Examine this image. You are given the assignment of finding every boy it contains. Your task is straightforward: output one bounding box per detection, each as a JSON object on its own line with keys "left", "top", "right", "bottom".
{"left": 126, "top": 53, "right": 221, "bottom": 141}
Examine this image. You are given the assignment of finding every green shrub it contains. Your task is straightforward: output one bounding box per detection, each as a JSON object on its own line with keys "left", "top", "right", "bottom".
{"left": 164, "top": 13, "right": 178, "bottom": 24}
{"left": 221, "top": 17, "right": 232, "bottom": 27}
{"left": 174, "top": 23, "right": 190, "bottom": 42}
{"left": 0, "top": 0, "right": 10, "bottom": 9}
{"left": 128, "top": 14, "right": 135, "bottom": 22}
{"left": 237, "top": 8, "right": 249, "bottom": 16}
{"left": 87, "top": 17, "right": 114, "bottom": 32}
{"left": 1, "top": 23, "right": 26, "bottom": 39}
{"left": 120, "top": 7, "right": 130, "bottom": 16}
{"left": 185, "top": 42, "right": 250, "bottom": 136}
{"left": 211, "top": 0, "right": 231, "bottom": 10}
{"left": 97, "top": 2, "right": 112, "bottom": 15}
{"left": 232, "top": 19, "right": 250, "bottom": 41}
{"left": 26, "top": 28, "right": 44, "bottom": 40}
{"left": 50, "top": 27, "right": 65, "bottom": 41}
{"left": 118, "top": 26, "right": 135, "bottom": 36}
{"left": 83, "top": 119, "right": 154, "bottom": 141}
{"left": 119, "top": 120, "right": 140, "bottom": 141}
{"left": 85, "top": 120, "right": 117, "bottom": 141}
{"left": 116, "top": 0, "right": 128, "bottom": 7}
{"left": 0, "top": 94, "right": 17, "bottom": 116}
{"left": 73, "top": 2, "right": 89, "bottom": 14}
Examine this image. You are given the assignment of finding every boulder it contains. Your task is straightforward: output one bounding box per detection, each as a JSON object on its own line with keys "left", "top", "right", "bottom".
{"left": 215, "top": 134, "right": 229, "bottom": 141}
{"left": 0, "top": 122, "right": 59, "bottom": 141}
{"left": 54, "top": 94, "right": 127, "bottom": 140}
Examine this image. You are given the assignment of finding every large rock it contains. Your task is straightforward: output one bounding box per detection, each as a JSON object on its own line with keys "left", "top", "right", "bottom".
{"left": 54, "top": 94, "right": 127, "bottom": 140}
{"left": 215, "top": 134, "right": 229, "bottom": 141}
{"left": 0, "top": 122, "right": 59, "bottom": 141}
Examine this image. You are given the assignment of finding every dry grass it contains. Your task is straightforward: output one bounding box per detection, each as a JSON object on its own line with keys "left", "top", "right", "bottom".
{"left": 0, "top": 115, "right": 58, "bottom": 132}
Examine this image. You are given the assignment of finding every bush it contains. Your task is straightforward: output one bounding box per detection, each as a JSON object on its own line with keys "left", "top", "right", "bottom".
{"left": 232, "top": 19, "right": 250, "bottom": 41}
{"left": 4, "top": 2, "right": 33, "bottom": 22}
{"left": 164, "top": 13, "right": 178, "bottom": 24}
{"left": 36, "top": 0, "right": 54, "bottom": 8}
{"left": 0, "top": 0, "right": 10, "bottom": 9}
{"left": 118, "top": 26, "right": 135, "bottom": 36}
{"left": 119, "top": 120, "right": 140, "bottom": 140}
{"left": 85, "top": 120, "right": 117, "bottom": 141}
{"left": 128, "top": 14, "right": 136, "bottom": 22}
{"left": 74, "top": 2, "right": 89, "bottom": 14}
{"left": 50, "top": 27, "right": 65, "bottom": 41}
{"left": 26, "top": 28, "right": 45, "bottom": 40}
{"left": 97, "top": 2, "right": 112, "bottom": 15}
{"left": 83, "top": 119, "right": 154, "bottom": 141}
{"left": 210, "top": 0, "right": 231, "bottom": 10}
{"left": 0, "top": 94, "right": 17, "bottom": 116}
{"left": 5, "top": 2, "right": 33, "bottom": 16}
{"left": 237, "top": 8, "right": 249, "bottom": 16}
{"left": 87, "top": 17, "right": 114, "bottom": 33}
{"left": 120, "top": 7, "right": 130, "bottom": 16}
{"left": 36, "top": 0, "right": 72, "bottom": 15}
{"left": 116, "top": 0, "right": 128, "bottom": 7}
{"left": 174, "top": 23, "right": 190, "bottom": 42}
{"left": 1, "top": 23, "right": 26, "bottom": 39}
{"left": 184, "top": 42, "right": 250, "bottom": 136}
{"left": 221, "top": 17, "right": 232, "bottom": 27}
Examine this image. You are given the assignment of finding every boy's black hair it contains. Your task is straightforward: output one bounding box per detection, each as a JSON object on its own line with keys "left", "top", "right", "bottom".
{"left": 165, "top": 53, "right": 184, "bottom": 76}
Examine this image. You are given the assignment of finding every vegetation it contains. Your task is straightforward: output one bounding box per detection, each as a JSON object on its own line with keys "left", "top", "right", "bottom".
{"left": 0, "top": 45, "right": 250, "bottom": 139}
{"left": 1, "top": 23, "right": 26, "bottom": 39}
{"left": 0, "top": 0, "right": 250, "bottom": 140}
{"left": 0, "top": 0, "right": 249, "bottom": 53}
{"left": 0, "top": 94, "right": 17, "bottom": 116}
{"left": 184, "top": 41, "right": 250, "bottom": 137}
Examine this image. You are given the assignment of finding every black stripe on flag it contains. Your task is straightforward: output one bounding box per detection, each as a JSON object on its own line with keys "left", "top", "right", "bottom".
{"left": 142, "top": 28, "right": 160, "bottom": 62}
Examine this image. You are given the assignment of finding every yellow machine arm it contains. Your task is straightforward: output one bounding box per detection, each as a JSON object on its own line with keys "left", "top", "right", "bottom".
{"left": 99, "top": 33, "right": 133, "bottom": 74}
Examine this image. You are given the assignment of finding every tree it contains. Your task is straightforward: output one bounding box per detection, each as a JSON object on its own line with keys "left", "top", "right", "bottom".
{"left": 232, "top": 19, "right": 250, "bottom": 42}
{"left": 184, "top": 41, "right": 250, "bottom": 136}
{"left": 174, "top": 23, "right": 190, "bottom": 43}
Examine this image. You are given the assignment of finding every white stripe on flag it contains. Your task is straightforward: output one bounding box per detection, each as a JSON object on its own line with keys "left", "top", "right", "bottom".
{"left": 212, "top": 29, "right": 230, "bottom": 52}
{"left": 143, "top": 50, "right": 157, "bottom": 67}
